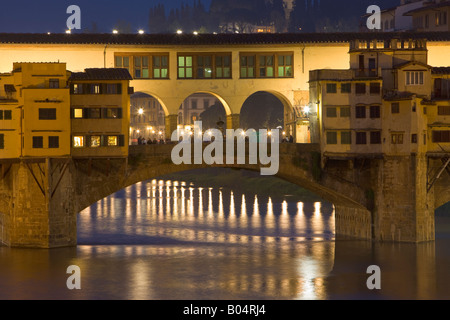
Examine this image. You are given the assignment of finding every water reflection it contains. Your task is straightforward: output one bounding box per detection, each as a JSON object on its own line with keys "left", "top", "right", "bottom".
{"left": 1, "top": 179, "right": 449, "bottom": 300}
{"left": 75, "top": 179, "right": 336, "bottom": 299}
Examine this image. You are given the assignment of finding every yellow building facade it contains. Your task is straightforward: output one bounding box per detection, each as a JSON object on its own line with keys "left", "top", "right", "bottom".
{"left": 0, "top": 63, "right": 71, "bottom": 159}
{"left": 309, "top": 38, "right": 450, "bottom": 158}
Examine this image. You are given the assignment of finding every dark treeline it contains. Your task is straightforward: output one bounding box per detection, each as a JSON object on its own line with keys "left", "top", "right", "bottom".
{"left": 147, "top": 0, "right": 399, "bottom": 34}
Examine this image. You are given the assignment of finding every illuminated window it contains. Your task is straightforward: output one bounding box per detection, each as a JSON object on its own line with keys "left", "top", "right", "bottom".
{"left": 215, "top": 55, "right": 231, "bottom": 78}
{"left": 134, "top": 56, "right": 149, "bottom": 78}
{"left": 73, "top": 136, "right": 84, "bottom": 148}
{"left": 73, "top": 108, "right": 83, "bottom": 118}
{"left": 277, "top": 54, "right": 293, "bottom": 77}
{"left": 90, "top": 136, "right": 101, "bottom": 147}
{"left": 153, "top": 55, "right": 169, "bottom": 79}
{"left": 91, "top": 84, "right": 101, "bottom": 94}
{"left": 178, "top": 56, "right": 193, "bottom": 78}
{"left": 73, "top": 83, "right": 83, "bottom": 94}
{"left": 108, "top": 136, "right": 118, "bottom": 146}
{"left": 406, "top": 71, "right": 424, "bottom": 85}
{"left": 259, "top": 55, "right": 274, "bottom": 77}
{"left": 106, "top": 108, "right": 122, "bottom": 119}
{"left": 240, "top": 55, "right": 255, "bottom": 78}
{"left": 391, "top": 133, "right": 404, "bottom": 144}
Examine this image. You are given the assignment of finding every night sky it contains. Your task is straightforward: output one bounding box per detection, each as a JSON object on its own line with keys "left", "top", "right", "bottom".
{"left": 0, "top": 0, "right": 211, "bottom": 33}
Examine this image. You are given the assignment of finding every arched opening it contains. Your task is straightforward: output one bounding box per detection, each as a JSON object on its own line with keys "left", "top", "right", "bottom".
{"left": 240, "top": 91, "right": 307, "bottom": 143}
{"left": 436, "top": 201, "right": 450, "bottom": 237}
{"left": 178, "top": 92, "right": 229, "bottom": 133}
{"left": 130, "top": 92, "right": 167, "bottom": 145}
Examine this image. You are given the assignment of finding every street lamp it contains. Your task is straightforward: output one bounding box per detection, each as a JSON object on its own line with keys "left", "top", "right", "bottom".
{"left": 176, "top": 29, "right": 183, "bottom": 34}
{"left": 138, "top": 29, "right": 145, "bottom": 34}
{"left": 138, "top": 108, "right": 144, "bottom": 115}
{"left": 113, "top": 29, "right": 119, "bottom": 34}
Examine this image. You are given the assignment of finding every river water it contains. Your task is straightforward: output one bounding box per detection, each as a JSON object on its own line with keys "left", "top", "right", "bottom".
{"left": 1, "top": 178, "right": 450, "bottom": 300}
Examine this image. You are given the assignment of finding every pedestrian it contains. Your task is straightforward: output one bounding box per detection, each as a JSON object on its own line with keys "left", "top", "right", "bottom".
{"left": 289, "top": 135, "right": 294, "bottom": 143}
{"left": 142, "top": 137, "right": 147, "bottom": 145}
{"left": 138, "top": 136, "right": 142, "bottom": 145}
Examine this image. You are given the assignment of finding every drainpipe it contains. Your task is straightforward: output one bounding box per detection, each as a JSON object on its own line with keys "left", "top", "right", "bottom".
{"left": 104, "top": 45, "right": 108, "bottom": 68}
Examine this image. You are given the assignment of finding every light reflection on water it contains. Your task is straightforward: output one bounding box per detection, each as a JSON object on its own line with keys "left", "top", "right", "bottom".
{"left": 1, "top": 179, "right": 450, "bottom": 300}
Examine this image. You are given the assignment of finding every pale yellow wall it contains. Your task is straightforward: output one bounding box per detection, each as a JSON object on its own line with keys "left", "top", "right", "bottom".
{"left": 22, "top": 88, "right": 71, "bottom": 157}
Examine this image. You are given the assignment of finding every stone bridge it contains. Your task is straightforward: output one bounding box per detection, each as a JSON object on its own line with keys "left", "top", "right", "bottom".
{"left": 0, "top": 143, "right": 449, "bottom": 248}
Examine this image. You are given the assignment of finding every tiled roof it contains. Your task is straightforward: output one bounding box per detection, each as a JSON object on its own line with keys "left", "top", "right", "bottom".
{"left": 404, "top": 1, "right": 450, "bottom": 16}
{"left": 394, "top": 61, "right": 432, "bottom": 69}
{"left": 432, "top": 67, "right": 450, "bottom": 74}
{"left": 69, "top": 68, "right": 132, "bottom": 81}
{"left": 0, "top": 32, "right": 449, "bottom": 46}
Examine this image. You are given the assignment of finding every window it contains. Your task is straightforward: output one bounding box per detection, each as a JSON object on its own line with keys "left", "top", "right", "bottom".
{"left": 370, "top": 131, "right": 381, "bottom": 144}
{"left": 341, "top": 83, "right": 351, "bottom": 93}
{"left": 355, "top": 83, "right": 366, "bottom": 94}
{"left": 406, "top": 71, "right": 424, "bottom": 85}
{"left": 73, "top": 83, "right": 84, "bottom": 94}
{"left": 277, "top": 54, "right": 293, "bottom": 77}
{"left": 49, "top": 79, "right": 59, "bottom": 88}
{"left": 259, "top": 55, "right": 274, "bottom": 77}
{"left": 105, "top": 108, "right": 122, "bottom": 119}
{"left": 355, "top": 105, "right": 366, "bottom": 118}
{"left": 49, "top": 136, "right": 59, "bottom": 148}
{"left": 153, "top": 55, "right": 169, "bottom": 79}
{"left": 0, "top": 110, "right": 12, "bottom": 120}
{"left": 370, "top": 83, "right": 381, "bottom": 94}
{"left": 33, "top": 136, "right": 43, "bottom": 148}
{"left": 370, "top": 105, "right": 381, "bottom": 118}
{"left": 0, "top": 134, "right": 4, "bottom": 149}
{"left": 340, "top": 107, "right": 351, "bottom": 117}
{"left": 326, "top": 107, "right": 337, "bottom": 117}
{"left": 72, "top": 108, "right": 83, "bottom": 119}
{"left": 356, "top": 132, "right": 367, "bottom": 144}
{"left": 391, "top": 133, "right": 404, "bottom": 144}
{"left": 91, "top": 84, "right": 101, "bottom": 94}
{"left": 341, "top": 131, "right": 351, "bottom": 144}
{"left": 90, "top": 136, "right": 101, "bottom": 147}
{"left": 438, "top": 106, "right": 450, "bottom": 115}
{"left": 134, "top": 56, "right": 149, "bottom": 78}
{"left": 436, "top": 11, "right": 447, "bottom": 26}
{"left": 88, "top": 108, "right": 101, "bottom": 119}
{"left": 106, "top": 84, "right": 122, "bottom": 94}
{"left": 39, "top": 108, "right": 57, "bottom": 120}
{"left": 411, "top": 134, "right": 418, "bottom": 144}
{"left": 326, "top": 132, "right": 337, "bottom": 144}
{"left": 191, "top": 100, "right": 198, "bottom": 110}
{"left": 215, "top": 55, "right": 231, "bottom": 78}
{"left": 391, "top": 102, "right": 400, "bottom": 114}
{"left": 178, "top": 55, "right": 193, "bottom": 78}
{"left": 425, "top": 14, "right": 429, "bottom": 28}
{"left": 197, "top": 55, "right": 213, "bottom": 78}
{"left": 108, "top": 136, "right": 118, "bottom": 146}
{"left": 240, "top": 53, "right": 293, "bottom": 79}
{"left": 73, "top": 136, "right": 84, "bottom": 148}
{"left": 326, "top": 83, "right": 337, "bottom": 93}
{"left": 240, "top": 55, "right": 255, "bottom": 78}
{"left": 115, "top": 56, "right": 130, "bottom": 73}
{"left": 432, "top": 131, "right": 450, "bottom": 142}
